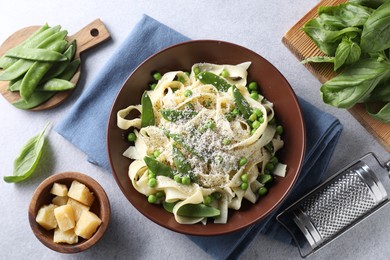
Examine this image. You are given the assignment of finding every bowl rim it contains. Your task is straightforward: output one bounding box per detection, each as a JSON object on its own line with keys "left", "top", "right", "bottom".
{"left": 107, "top": 39, "right": 306, "bottom": 236}
{"left": 28, "top": 171, "right": 111, "bottom": 253}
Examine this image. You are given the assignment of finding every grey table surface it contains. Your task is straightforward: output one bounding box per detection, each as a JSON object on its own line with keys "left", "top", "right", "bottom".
{"left": 0, "top": 0, "right": 389, "bottom": 259}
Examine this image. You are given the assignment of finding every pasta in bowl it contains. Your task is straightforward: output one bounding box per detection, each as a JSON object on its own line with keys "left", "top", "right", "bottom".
{"left": 107, "top": 40, "right": 305, "bottom": 235}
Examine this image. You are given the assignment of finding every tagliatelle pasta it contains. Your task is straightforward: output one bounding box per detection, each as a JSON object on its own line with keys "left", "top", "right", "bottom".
{"left": 117, "top": 62, "right": 286, "bottom": 225}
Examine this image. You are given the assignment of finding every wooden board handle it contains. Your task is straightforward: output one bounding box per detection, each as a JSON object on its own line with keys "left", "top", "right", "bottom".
{"left": 69, "top": 19, "right": 110, "bottom": 58}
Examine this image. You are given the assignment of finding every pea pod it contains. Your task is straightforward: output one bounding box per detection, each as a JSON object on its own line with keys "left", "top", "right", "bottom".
{"left": 5, "top": 48, "right": 68, "bottom": 62}
{"left": 144, "top": 156, "right": 175, "bottom": 178}
{"left": 41, "top": 40, "right": 77, "bottom": 82}
{"left": 172, "top": 144, "right": 192, "bottom": 174}
{"left": 197, "top": 71, "right": 232, "bottom": 92}
{"left": 232, "top": 85, "right": 252, "bottom": 119}
{"left": 176, "top": 203, "right": 220, "bottom": 218}
{"left": 56, "top": 59, "right": 80, "bottom": 80}
{"left": 160, "top": 109, "right": 197, "bottom": 122}
{"left": 20, "top": 40, "right": 68, "bottom": 101}
{"left": 0, "top": 30, "right": 68, "bottom": 81}
{"left": 162, "top": 201, "right": 176, "bottom": 213}
{"left": 141, "top": 91, "right": 155, "bottom": 127}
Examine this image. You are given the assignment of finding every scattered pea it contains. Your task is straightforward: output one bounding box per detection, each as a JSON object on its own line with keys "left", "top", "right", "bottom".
{"left": 258, "top": 174, "right": 273, "bottom": 184}
{"left": 258, "top": 116, "right": 265, "bottom": 123}
{"left": 204, "top": 195, "right": 212, "bottom": 205}
{"left": 211, "top": 192, "right": 222, "bottom": 200}
{"left": 250, "top": 128, "right": 257, "bottom": 135}
{"left": 248, "top": 82, "right": 258, "bottom": 91}
{"left": 184, "top": 89, "right": 192, "bottom": 97}
{"left": 127, "top": 132, "right": 136, "bottom": 142}
{"left": 156, "top": 191, "right": 164, "bottom": 198}
{"left": 182, "top": 176, "right": 191, "bottom": 185}
{"left": 241, "top": 182, "right": 248, "bottom": 190}
{"left": 193, "top": 67, "right": 201, "bottom": 75}
{"left": 276, "top": 125, "right": 284, "bottom": 135}
{"left": 220, "top": 69, "right": 229, "bottom": 78}
{"left": 251, "top": 90, "right": 258, "bottom": 95}
{"left": 174, "top": 175, "right": 182, "bottom": 183}
{"left": 222, "top": 138, "right": 231, "bottom": 145}
{"left": 148, "top": 194, "right": 157, "bottom": 203}
{"left": 239, "top": 157, "right": 248, "bottom": 166}
{"left": 153, "top": 150, "right": 161, "bottom": 158}
{"left": 150, "top": 83, "right": 157, "bottom": 90}
{"left": 252, "top": 120, "right": 261, "bottom": 129}
{"left": 177, "top": 76, "right": 185, "bottom": 84}
{"left": 249, "top": 113, "right": 257, "bottom": 122}
{"left": 270, "top": 156, "right": 278, "bottom": 165}
{"left": 250, "top": 92, "right": 259, "bottom": 100}
{"left": 232, "top": 108, "right": 240, "bottom": 116}
{"left": 153, "top": 72, "right": 162, "bottom": 81}
{"left": 225, "top": 113, "right": 234, "bottom": 122}
{"left": 148, "top": 170, "right": 156, "bottom": 179}
{"left": 184, "top": 72, "right": 190, "bottom": 77}
{"left": 148, "top": 178, "right": 157, "bottom": 187}
{"left": 240, "top": 173, "right": 248, "bottom": 183}
{"left": 253, "top": 108, "right": 263, "bottom": 117}
{"left": 266, "top": 162, "right": 275, "bottom": 171}
{"left": 258, "top": 187, "right": 268, "bottom": 196}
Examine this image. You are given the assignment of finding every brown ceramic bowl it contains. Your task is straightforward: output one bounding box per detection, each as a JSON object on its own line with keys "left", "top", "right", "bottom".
{"left": 107, "top": 40, "right": 305, "bottom": 236}
{"left": 28, "top": 172, "right": 110, "bottom": 253}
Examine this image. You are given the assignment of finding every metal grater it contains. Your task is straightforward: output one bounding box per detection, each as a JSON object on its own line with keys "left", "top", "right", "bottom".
{"left": 277, "top": 153, "right": 390, "bottom": 258}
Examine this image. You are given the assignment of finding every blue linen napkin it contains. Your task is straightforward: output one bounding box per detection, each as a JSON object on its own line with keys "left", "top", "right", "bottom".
{"left": 55, "top": 14, "right": 343, "bottom": 260}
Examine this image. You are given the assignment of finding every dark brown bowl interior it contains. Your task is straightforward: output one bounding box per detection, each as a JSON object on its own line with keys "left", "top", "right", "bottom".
{"left": 107, "top": 40, "right": 305, "bottom": 236}
{"left": 28, "top": 172, "right": 110, "bottom": 253}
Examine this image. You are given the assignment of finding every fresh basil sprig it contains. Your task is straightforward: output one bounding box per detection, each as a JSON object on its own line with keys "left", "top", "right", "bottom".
{"left": 4, "top": 123, "right": 49, "bottom": 183}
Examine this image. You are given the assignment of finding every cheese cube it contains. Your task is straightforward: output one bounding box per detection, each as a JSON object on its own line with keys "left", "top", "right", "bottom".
{"left": 50, "top": 183, "right": 68, "bottom": 196}
{"left": 67, "top": 198, "right": 90, "bottom": 222}
{"left": 54, "top": 204, "right": 75, "bottom": 231}
{"left": 52, "top": 196, "right": 68, "bottom": 206}
{"left": 53, "top": 228, "right": 78, "bottom": 244}
{"left": 68, "top": 180, "right": 95, "bottom": 206}
{"left": 36, "top": 204, "right": 57, "bottom": 230}
{"left": 75, "top": 211, "right": 102, "bottom": 239}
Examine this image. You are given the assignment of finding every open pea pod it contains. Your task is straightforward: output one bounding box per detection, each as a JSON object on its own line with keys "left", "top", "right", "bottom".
{"left": 176, "top": 203, "right": 220, "bottom": 218}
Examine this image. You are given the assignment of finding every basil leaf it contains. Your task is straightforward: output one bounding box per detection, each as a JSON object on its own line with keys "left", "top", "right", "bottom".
{"left": 365, "top": 79, "right": 390, "bottom": 101}
{"left": 318, "top": 3, "right": 373, "bottom": 29}
{"left": 334, "top": 37, "right": 361, "bottom": 70}
{"left": 366, "top": 101, "right": 390, "bottom": 123}
{"left": 320, "top": 58, "right": 390, "bottom": 108}
{"left": 361, "top": 2, "right": 390, "bottom": 53}
{"left": 4, "top": 123, "right": 49, "bottom": 183}
{"left": 302, "top": 18, "right": 361, "bottom": 56}
{"left": 348, "top": 0, "right": 389, "bottom": 9}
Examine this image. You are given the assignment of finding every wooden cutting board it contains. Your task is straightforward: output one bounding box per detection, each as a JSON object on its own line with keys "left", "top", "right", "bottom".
{"left": 282, "top": 0, "right": 390, "bottom": 152}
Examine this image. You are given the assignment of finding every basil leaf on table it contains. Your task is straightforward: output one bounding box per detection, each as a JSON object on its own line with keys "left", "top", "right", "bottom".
{"left": 361, "top": 2, "right": 390, "bottom": 53}
{"left": 318, "top": 3, "right": 373, "bottom": 29}
{"left": 334, "top": 36, "right": 361, "bottom": 70}
{"left": 302, "top": 18, "right": 361, "bottom": 56}
{"left": 348, "top": 0, "right": 390, "bottom": 9}
{"left": 320, "top": 58, "right": 390, "bottom": 108}
{"left": 366, "top": 101, "right": 390, "bottom": 123}
{"left": 3, "top": 123, "right": 49, "bottom": 183}
{"left": 301, "top": 56, "right": 335, "bottom": 64}
{"left": 365, "top": 79, "right": 390, "bottom": 102}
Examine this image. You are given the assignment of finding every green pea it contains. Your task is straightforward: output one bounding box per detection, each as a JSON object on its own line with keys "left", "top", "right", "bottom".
{"left": 252, "top": 120, "right": 261, "bottom": 129}
{"left": 258, "top": 117, "right": 265, "bottom": 124}
{"left": 182, "top": 176, "right": 191, "bottom": 185}
{"left": 193, "top": 67, "right": 200, "bottom": 75}
{"left": 258, "top": 187, "right": 268, "bottom": 196}
{"left": 239, "top": 157, "right": 248, "bottom": 166}
{"left": 251, "top": 90, "right": 258, "bottom": 95}
{"left": 250, "top": 128, "right": 256, "bottom": 135}
{"left": 148, "top": 171, "right": 156, "bottom": 179}
{"left": 127, "top": 132, "right": 137, "bottom": 142}
{"left": 248, "top": 82, "right": 258, "bottom": 91}
{"left": 241, "top": 182, "right": 248, "bottom": 190}
{"left": 156, "top": 191, "right": 164, "bottom": 198}
{"left": 258, "top": 174, "right": 273, "bottom": 184}
{"left": 204, "top": 195, "right": 212, "bottom": 205}
{"left": 153, "top": 150, "right": 161, "bottom": 158}
{"left": 266, "top": 162, "right": 275, "bottom": 171}
{"left": 153, "top": 72, "right": 162, "bottom": 81}
{"left": 184, "top": 72, "right": 190, "bottom": 77}
{"left": 220, "top": 69, "right": 229, "bottom": 78}
{"left": 174, "top": 175, "right": 182, "bottom": 183}
{"left": 177, "top": 76, "right": 185, "bottom": 84}
{"left": 150, "top": 83, "right": 157, "bottom": 90}
{"left": 270, "top": 156, "right": 278, "bottom": 165}
{"left": 250, "top": 92, "right": 259, "bottom": 100}
{"left": 276, "top": 125, "right": 284, "bottom": 135}
{"left": 184, "top": 89, "right": 192, "bottom": 97}
{"left": 240, "top": 174, "right": 248, "bottom": 183}
{"left": 253, "top": 108, "right": 263, "bottom": 117}
{"left": 148, "top": 178, "right": 157, "bottom": 188}
{"left": 249, "top": 113, "right": 257, "bottom": 122}
{"left": 148, "top": 194, "right": 157, "bottom": 203}
{"left": 222, "top": 138, "right": 231, "bottom": 145}
{"left": 210, "top": 192, "right": 222, "bottom": 200}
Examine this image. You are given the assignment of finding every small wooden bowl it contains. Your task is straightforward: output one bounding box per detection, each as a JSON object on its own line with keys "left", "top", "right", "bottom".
{"left": 28, "top": 172, "right": 110, "bottom": 253}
